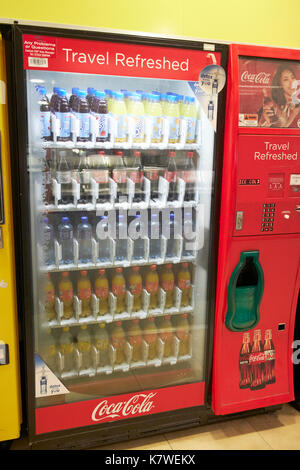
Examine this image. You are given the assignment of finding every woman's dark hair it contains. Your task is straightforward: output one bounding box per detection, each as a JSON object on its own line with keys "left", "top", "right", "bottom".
{"left": 271, "top": 63, "right": 296, "bottom": 107}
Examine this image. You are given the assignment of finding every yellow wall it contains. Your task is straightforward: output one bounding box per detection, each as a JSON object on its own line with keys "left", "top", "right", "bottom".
{"left": 1, "top": 0, "right": 300, "bottom": 49}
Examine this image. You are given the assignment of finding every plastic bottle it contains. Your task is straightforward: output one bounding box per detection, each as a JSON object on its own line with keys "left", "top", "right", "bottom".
{"left": 39, "top": 86, "right": 51, "bottom": 141}
{"left": 112, "top": 267, "right": 126, "bottom": 313}
{"left": 177, "top": 262, "right": 191, "bottom": 307}
{"left": 42, "top": 328, "right": 57, "bottom": 372}
{"left": 91, "top": 91, "right": 109, "bottom": 142}
{"left": 55, "top": 88, "right": 71, "bottom": 141}
{"left": 176, "top": 313, "right": 190, "bottom": 355}
{"left": 181, "top": 96, "right": 197, "bottom": 144}
{"left": 129, "top": 266, "right": 143, "bottom": 312}
{"left": 97, "top": 215, "right": 111, "bottom": 263}
{"left": 111, "top": 321, "right": 126, "bottom": 364}
{"left": 41, "top": 217, "right": 55, "bottom": 265}
{"left": 43, "top": 149, "right": 53, "bottom": 205}
{"left": 49, "top": 86, "right": 60, "bottom": 113}
{"left": 144, "top": 166, "right": 160, "bottom": 200}
{"left": 58, "top": 327, "right": 74, "bottom": 372}
{"left": 149, "top": 212, "right": 161, "bottom": 259}
{"left": 104, "top": 89, "right": 113, "bottom": 112}
{"left": 159, "top": 315, "right": 174, "bottom": 357}
{"left": 92, "top": 150, "right": 110, "bottom": 203}
{"left": 86, "top": 87, "right": 96, "bottom": 107}
{"left": 143, "top": 317, "right": 158, "bottom": 360}
{"left": 42, "top": 273, "right": 56, "bottom": 322}
{"left": 127, "top": 92, "right": 145, "bottom": 143}
{"left": 126, "top": 150, "right": 144, "bottom": 203}
{"left": 72, "top": 89, "right": 90, "bottom": 142}
{"left": 78, "top": 150, "right": 92, "bottom": 204}
{"left": 132, "top": 213, "right": 146, "bottom": 261}
{"left": 112, "top": 150, "right": 127, "bottom": 203}
{"left": 56, "top": 150, "right": 73, "bottom": 205}
{"left": 77, "top": 216, "right": 92, "bottom": 264}
{"left": 58, "top": 216, "right": 74, "bottom": 264}
{"left": 111, "top": 91, "right": 128, "bottom": 143}
{"left": 76, "top": 324, "right": 92, "bottom": 369}
{"left": 77, "top": 270, "right": 92, "bottom": 318}
{"left": 58, "top": 272, "right": 74, "bottom": 319}
{"left": 181, "top": 152, "right": 196, "bottom": 201}
{"left": 94, "top": 323, "right": 109, "bottom": 367}
{"left": 145, "top": 265, "right": 159, "bottom": 309}
{"left": 145, "top": 93, "right": 163, "bottom": 143}
{"left": 94, "top": 269, "right": 109, "bottom": 315}
{"left": 182, "top": 211, "right": 194, "bottom": 257}
{"left": 164, "top": 95, "right": 180, "bottom": 143}
{"left": 160, "top": 264, "right": 175, "bottom": 309}
{"left": 164, "top": 151, "right": 178, "bottom": 202}
{"left": 115, "top": 214, "right": 127, "bottom": 261}
{"left": 128, "top": 319, "right": 143, "bottom": 362}
{"left": 69, "top": 87, "right": 79, "bottom": 110}
{"left": 166, "top": 212, "right": 177, "bottom": 259}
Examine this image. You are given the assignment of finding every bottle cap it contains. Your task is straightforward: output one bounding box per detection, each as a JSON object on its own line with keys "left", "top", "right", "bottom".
{"left": 61, "top": 271, "right": 69, "bottom": 277}
{"left": 165, "top": 315, "right": 171, "bottom": 320}
{"left": 116, "top": 267, "right": 123, "bottom": 273}
{"left": 61, "top": 216, "right": 69, "bottom": 222}
{"left": 97, "top": 150, "right": 106, "bottom": 155}
{"left": 104, "top": 89, "right": 112, "bottom": 96}
{"left": 187, "top": 151, "right": 194, "bottom": 158}
{"left": 80, "top": 324, "right": 87, "bottom": 330}
{"left": 77, "top": 89, "right": 86, "bottom": 98}
{"left": 166, "top": 263, "right": 172, "bottom": 269}
{"left": 169, "top": 151, "right": 176, "bottom": 158}
{"left": 95, "top": 90, "right": 106, "bottom": 99}
{"left": 167, "top": 95, "right": 177, "bottom": 103}
{"left": 99, "top": 323, "right": 105, "bottom": 328}
{"left": 99, "top": 269, "right": 106, "bottom": 275}
{"left": 148, "top": 316, "right": 155, "bottom": 322}
{"left": 133, "top": 151, "right": 141, "bottom": 157}
{"left": 53, "top": 87, "right": 60, "bottom": 93}
{"left": 72, "top": 87, "right": 79, "bottom": 94}
{"left": 43, "top": 217, "right": 49, "bottom": 223}
{"left": 116, "top": 321, "right": 122, "bottom": 326}
{"left": 115, "top": 151, "right": 123, "bottom": 156}
{"left": 81, "top": 216, "right": 88, "bottom": 222}
{"left": 182, "top": 262, "right": 188, "bottom": 268}
{"left": 150, "top": 265, "right": 157, "bottom": 271}
{"left": 181, "top": 313, "right": 188, "bottom": 318}
{"left": 58, "top": 88, "right": 67, "bottom": 97}
{"left": 132, "top": 266, "right": 140, "bottom": 272}
{"left": 39, "top": 86, "right": 47, "bottom": 95}
{"left": 129, "top": 92, "right": 141, "bottom": 101}
{"left": 133, "top": 318, "right": 139, "bottom": 324}
{"left": 63, "top": 326, "right": 70, "bottom": 332}
{"left": 80, "top": 270, "right": 88, "bottom": 276}
{"left": 114, "top": 91, "right": 124, "bottom": 100}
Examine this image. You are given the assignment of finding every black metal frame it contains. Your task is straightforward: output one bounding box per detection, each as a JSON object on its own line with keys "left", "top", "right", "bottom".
{"left": 6, "top": 22, "right": 229, "bottom": 449}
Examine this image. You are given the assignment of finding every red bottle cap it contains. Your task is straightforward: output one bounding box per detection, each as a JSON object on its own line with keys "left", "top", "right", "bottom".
{"left": 99, "top": 269, "right": 106, "bottom": 275}
{"left": 150, "top": 265, "right": 157, "bottom": 271}
{"left": 132, "top": 266, "right": 140, "bottom": 272}
{"left": 62, "top": 272, "right": 69, "bottom": 277}
{"left": 116, "top": 267, "right": 123, "bottom": 273}
{"left": 80, "top": 270, "right": 88, "bottom": 276}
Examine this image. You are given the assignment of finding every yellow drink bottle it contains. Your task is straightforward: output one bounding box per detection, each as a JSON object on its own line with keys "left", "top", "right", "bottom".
{"left": 94, "top": 268, "right": 109, "bottom": 315}
{"left": 112, "top": 267, "right": 126, "bottom": 313}
{"left": 42, "top": 273, "right": 56, "bottom": 321}
{"left": 58, "top": 272, "right": 74, "bottom": 319}
{"left": 143, "top": 317, "right": 158, "bottom": 360}
{"left": 176, "top": 313, "right": 190, "bottom": 355}
{"left": 160, "top": 264, "right": 175, "bottom": 309}
{"left": 76, "top": 324, "right": 92, "bottom": 369}
{"left": 159, "top": 315, "right": 174, "bottom": 358}
{"left": 111, "top": 321, "right": 126, "bottom": 364}
{"left": 145, "top": 264, "right": 159, "bottom": 309}
{"left": 94, "top": 323, "right": 109, "bottom": 367}
{"left": 59, "top": 326, "right": 74, "bottom": 372}
{"left": 77, "top": 270, "right": 92, "bottom": 318}
{"left": 127, "top": 319, "right": 143, "bottom": 362}
{"left": 177, "top": 262, "right": 192, "bottom": 307}
{"left": 129, "top": 266, "right": 143, "bottom": 312}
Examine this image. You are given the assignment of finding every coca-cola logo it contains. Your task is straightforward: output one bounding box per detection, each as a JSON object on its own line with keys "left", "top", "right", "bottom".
{"left": 241, "top": 71, "right": 271, "bottom": 84}
{"left": 91, "top": 392, "right": 156, "bottom": 422}
{"left": 249, "top": 352, "right": 265, "bottom": 364}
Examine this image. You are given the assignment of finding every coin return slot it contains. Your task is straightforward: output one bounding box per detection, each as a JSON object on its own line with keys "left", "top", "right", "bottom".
{"left": 278, "top": 323, "right": 286, "bottom": 331}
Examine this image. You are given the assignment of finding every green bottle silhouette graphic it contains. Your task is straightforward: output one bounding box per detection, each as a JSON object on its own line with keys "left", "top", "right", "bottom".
{"left": 225, "top": 251, "right": 264, "bottom": 332}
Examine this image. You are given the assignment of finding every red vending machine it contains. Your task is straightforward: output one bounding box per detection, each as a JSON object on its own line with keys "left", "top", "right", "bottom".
{"left": 8, "top": 24, "right": 228, "bottom": 448}
{"left": 212, "top": 44, "right": 300, "bottom": 415}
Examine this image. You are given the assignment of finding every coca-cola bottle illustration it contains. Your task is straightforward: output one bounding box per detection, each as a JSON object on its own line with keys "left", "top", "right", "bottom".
{"left": 249, "top": 329, "right": 265, "bottom": 390}
{"left": 264, "top": 329, "right": 275, "bottom": 385}
{"left": 239, "top": 332, "right": 251, "bottom": 389}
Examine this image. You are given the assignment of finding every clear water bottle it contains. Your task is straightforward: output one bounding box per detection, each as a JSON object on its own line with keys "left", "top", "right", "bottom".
{"left": 58, "top": 216, "right": 74, "bottom": 264}
{"left": 115, "top": 214, "right": 127, "bottom": 261}
{"left": 41, "top": 217, "right": 55, "bottom": 265}
{"left": 149, "top": 212, "right": 161, "bottom": 259}
{"left": 132, "top": 213, "right": 145, "bottom": 260}
{"left": 97, "top": 215, "right": 111, "bottom": 263}
{"left": 166, "top": 212, "right": 177, "bottom": 259}
{"left": 77, "top": 216, "right": 92, "bottom": 263}
{"left": 182, "top": 211, "right": 195, "bottom": 257}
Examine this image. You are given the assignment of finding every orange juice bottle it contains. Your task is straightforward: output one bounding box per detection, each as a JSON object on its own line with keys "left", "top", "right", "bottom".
{"left": 77, "top": 270, "right": 92, "bottom": 318}
{"left": 58, "top": 272, "right": 74, "bottom": 320}
{"left": 58, "top": 326, "right": 74, "bottom": 372}
{"left": 112, "top": 267, "right": 126, "bottom": 313}
{"left": 145, "top": 265, "right": 159, "bottom": 309}
{"left": 176, "top": 313, "right": 190, "bottom": 355}
{"left": 129, "top": 266, "right": 143, "bottom": 312}
{"left": 160, "top": 264, "right": 175, "bottom": 309}
{"left": 127, "top": 319, "right": 143, "bottom": 362}
{"left": 159, "top": 315, "right": 174, "bottom": 357}
{"left": 143, "top": 317, "right": 158, "bottom": 360}
{"left": 76, "top": 324, "right": 92, "bottom": 369}
{"left": 177, "top": 262, "right": 191, "bottom": 307}
{"left": 111, "top": 321, "right": 126, "bottom": 364}
{"left": 42, "top": 273, "right": 56, "bottom": 321}
{"left": 94, "top": 269, "right": 109, "bottom": 315}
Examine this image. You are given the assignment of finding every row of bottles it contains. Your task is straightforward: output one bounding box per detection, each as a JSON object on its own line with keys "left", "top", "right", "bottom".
{"left": 40, "top": 209, "right": 196, "bottom": 267}
{"left": 38, "top": 86, "right": 201, "bottom": 145}
{"left": 41, "top": 313, "right": 192, "bottom": 377}
{"left": 43, "top": 148, "right": 196, "bottom": 207}
{"left": 42, "top": 263, "right": 193, "bottom": 322}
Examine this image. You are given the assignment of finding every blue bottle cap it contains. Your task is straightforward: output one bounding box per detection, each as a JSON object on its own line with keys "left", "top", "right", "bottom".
{"left": 114, "top": 91, "right": 124, "bottom": 100}
{"left": 81, "top": 216, "right": 88, "bottom": 222}
{"left": 58, "top": 89, "right": 67, "bottom": 97}
{"left": 104, "top": 89, "right": 112, "bottom": 96}
{"left": 95, "top": 90, "right": 106, "bottom": 98}
{"left": 118, "top": 214, "right": 124, "bottom": 220}
{"left": 167, "top": 95, "right": 177, "bottom": 103}
{"left": 87, "top": 87, "right": 95, "bottom": 95}
{"left": 39, "top": 86, "right": 47, "bottom": 95}
{"left": 160, "top": 93, "right": 167, "bottom": 101}
{"left": 148, "top": 93, "right": 159, "bottom": 102}
{"left": 170, "top": 212, "right": 175, "bottom": 218}
{"left": 77, "top": 90, "right": 86, "bottom": 98}
{"left": 53, "top": 87, "right": 60, "bottom": 93}
{"left": 43, "top": 217, "right": 49, "bottom": 223}
{"left": 129, "top": 92, "right": 141, "bottom": 101}
{"left": 72, "top": 87, "right": 79, "bottom": 94}
{"left": 62, "top": 216, "right": 69, "bottom": 222}
{"left": 136, "top": 90, "right": 144, "bottom": 94}
{"left": 185, "top": 96, "right": 195, "bottom": 103}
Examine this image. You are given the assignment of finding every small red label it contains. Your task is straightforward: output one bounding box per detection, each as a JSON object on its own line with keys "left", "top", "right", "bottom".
{"left": 78, "top": 287, "right": 92, "bottom": 300}
{"left": 95, "top": 287, "right": 109, "bottom": 298}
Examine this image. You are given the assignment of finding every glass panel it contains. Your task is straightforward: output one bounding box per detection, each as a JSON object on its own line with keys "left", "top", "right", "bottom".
{"left": 238, "top": 56, "right": 300, "bottom": 128}
{"left": 25, "top": 63, "right": 217, "bottom": 409}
